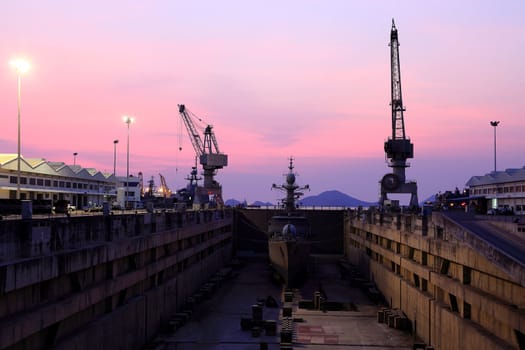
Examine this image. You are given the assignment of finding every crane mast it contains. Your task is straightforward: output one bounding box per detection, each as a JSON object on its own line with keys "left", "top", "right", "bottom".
{"left": 390, "top": 21, "right": 406, "bottom": 141}
{"left": 178, "top": 104, "right": 227, "bottom": 207}
{"left": 380, "top": 20, "right": 419, "bottom": 209}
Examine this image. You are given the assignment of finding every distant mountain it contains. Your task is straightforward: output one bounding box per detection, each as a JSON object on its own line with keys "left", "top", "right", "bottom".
{"left": 224, "top": 199, "right": 274, "bottom": 207}
{"left": 300, "top": 190, "right": 376, "bottom": 207}
{"left": 251, "top": 200, "right": 274, "bottom": 206}
{"left": 226, "top": 191, "right": 434, "bottom": 208}
{"left": 224, "top": 199, "right": 243, "bottom": 207}
{"left": 225, "top": 190, "right": 375, "bottom": 208}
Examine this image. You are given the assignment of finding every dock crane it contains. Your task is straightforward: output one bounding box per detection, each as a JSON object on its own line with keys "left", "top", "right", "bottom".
{"left": 158, "top": 173, "right": 172, "bottom": 198}
{"left": 178, "top": 104, "right": 228, "bottom": 206}
{"left": 379, "top": 20, "right": 419, "bottom": 209}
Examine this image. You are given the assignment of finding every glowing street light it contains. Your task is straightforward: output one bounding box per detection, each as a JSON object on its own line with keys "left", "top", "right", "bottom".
{"left": 123, "top": 116, "right": 135, "bottom": 209}
{"left": 490, "top": 121, "right": 500, "bottom": 172}
{"left": 10, "top": 58, "right": 30, "bottom": 200}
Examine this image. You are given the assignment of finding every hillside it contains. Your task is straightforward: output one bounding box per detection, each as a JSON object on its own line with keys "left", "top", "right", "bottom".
{"left": 225, "top": 190, "right": 376, "bottom": 208}
{"left": 300, "top": 190, "right": 376, "bottom": 207}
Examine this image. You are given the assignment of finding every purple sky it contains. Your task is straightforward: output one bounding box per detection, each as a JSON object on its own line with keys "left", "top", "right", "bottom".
{"left": 1, "top": 1, "right": 524, "bottom": 204}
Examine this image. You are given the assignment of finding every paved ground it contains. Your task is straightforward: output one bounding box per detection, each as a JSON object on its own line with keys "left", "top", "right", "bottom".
{"left": 154, "top": 256, "right": 415, "bottom": 349}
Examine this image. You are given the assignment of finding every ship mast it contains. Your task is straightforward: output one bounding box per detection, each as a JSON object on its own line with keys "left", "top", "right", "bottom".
{"left": 380, "top": 20, "right": 419, "bottom": 209}
{"left": 272, "top": 157, "right": 309, "bottom": 214}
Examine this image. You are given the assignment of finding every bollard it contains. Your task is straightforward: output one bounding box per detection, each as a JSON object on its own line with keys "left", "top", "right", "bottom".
{"left": 21, "top": 200, "right": 32, "bottom": 220}
{"left": 252, "top": 304, "right": 263, "bottom": 321}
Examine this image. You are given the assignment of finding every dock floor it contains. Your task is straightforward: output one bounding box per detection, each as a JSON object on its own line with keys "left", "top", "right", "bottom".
{"left": 153, "top": 256, "right": 415, "bottom": 349}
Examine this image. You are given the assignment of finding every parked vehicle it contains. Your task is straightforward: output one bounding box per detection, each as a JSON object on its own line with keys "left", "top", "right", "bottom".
{"left": 83, "top": 203, "right": 102, "bottom": 212}
{"left": 54, "top": 200, "right": 76, "bottom": 214}
{"left": 111, "top": 202, "right": 122, "bottom": 210}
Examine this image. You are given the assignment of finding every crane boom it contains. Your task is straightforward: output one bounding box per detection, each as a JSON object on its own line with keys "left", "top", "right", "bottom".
{"left": 177, "top": 104, "right": 228, "bottom": 208}
{"left": 384, "top": 19, "right": 414, "bottom": 172}
{"left": 178, "top": 104, "right": 205, "bottom": 156}
{"left": 158, "top": 173, "right": 171, "bottom": 198}
{"left": 390, "top": 19, "right": 406, "bottom": 141}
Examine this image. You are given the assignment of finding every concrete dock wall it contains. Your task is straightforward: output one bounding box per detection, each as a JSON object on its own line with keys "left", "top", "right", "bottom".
{"left": 0, "top": 209, "right": 233, "bottom": 350}
{"left": 345, "top": 209, "right": 525, "bottom": 349}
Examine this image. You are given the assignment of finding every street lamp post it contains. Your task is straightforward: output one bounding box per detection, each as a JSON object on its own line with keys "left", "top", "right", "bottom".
{"left": 113, "top": 140, "right": 119, "bottom": 177}
{"left": 73, "top": 152, "right": 78, "bottom": 166}
{"left": 10, "top": 59, "right": 30, "bottom": 200}
{"left": 113, "top": 139, "right": 119, "bottom": 203}
{"left": 122, "top": 116, "right": 134, "bottom": 209}
{"left": 490, "top": 121, "right": 500, "bottom": 172}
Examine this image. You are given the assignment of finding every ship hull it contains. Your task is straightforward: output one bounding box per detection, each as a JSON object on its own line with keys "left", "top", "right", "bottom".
{"left": 268, "top": 239, "right": 310, "bottom": 287}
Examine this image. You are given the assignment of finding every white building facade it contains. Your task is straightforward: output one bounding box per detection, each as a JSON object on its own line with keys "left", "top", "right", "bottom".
{"left": 0, "top": 154, "right": 121, "bottom": 209}
{"left": 466, "top": 167, "right": 525, "bottom": 215}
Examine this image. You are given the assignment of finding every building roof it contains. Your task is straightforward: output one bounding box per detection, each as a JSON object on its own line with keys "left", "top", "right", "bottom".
{"left": 0, "top": 154, "right": 115, "bottom": 182}
{"left": 466, "top": 166, "right": 525, "bottom": 187}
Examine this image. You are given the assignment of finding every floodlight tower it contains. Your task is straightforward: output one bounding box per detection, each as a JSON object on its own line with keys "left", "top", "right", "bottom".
{"left": 379, "top": 20, "right": 419, "bottom": 209}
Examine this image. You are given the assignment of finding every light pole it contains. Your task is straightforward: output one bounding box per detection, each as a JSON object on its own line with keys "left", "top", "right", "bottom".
{"left": 73, "top": 152, "right": 78, "bottom": 166}
{"left": 123, "top": 116, "right": 134, "bottom": 209}
{"left": 113, "top": 140, "right": 119, "bottom": 176}
{"left": 10, "top": 59, "right": 30, "bottom": 200}
{"left": 113, "top": 139, "right": 119, "bottom": 203}
{"left": 490, "top": 121, "right": 500, "bottom": 172}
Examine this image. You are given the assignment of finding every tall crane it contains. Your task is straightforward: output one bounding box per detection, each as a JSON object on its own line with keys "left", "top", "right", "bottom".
{"left": 158, "top": 173, "right": 172, "bottom": 198}
{"left": 178, "top": 104, "right": 228, "bottom": 206}
{"left": 380, "top": 20, "right": 419, "bottom": 209}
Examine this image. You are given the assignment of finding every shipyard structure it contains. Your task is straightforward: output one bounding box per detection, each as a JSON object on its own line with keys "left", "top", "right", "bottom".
{"left": 1, "top": 206, "right": 524, "bottom": 349}
{"left": 345, "top": 208, "right": 525, "bottom": 349}
{"left": 2, "top": 20, "right": 525, "bottom": 350}
{"left": 0, "top": 209, "right": 233, "bottom": 349}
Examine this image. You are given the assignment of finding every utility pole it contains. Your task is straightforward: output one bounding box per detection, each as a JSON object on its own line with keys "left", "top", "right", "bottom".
{"left": 490, "top": 121, "right": 500, "bottom": 172}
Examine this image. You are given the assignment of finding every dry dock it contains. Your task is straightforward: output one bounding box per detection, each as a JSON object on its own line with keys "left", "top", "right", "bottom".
{"left": 154, "top": 256, "right": 414, "bottom": 350}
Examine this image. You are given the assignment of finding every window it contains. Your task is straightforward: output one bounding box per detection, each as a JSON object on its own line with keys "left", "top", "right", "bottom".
{"left": 29, "top": 178, "right": 36, "bottom": 185}
{"left": 440, "top": 259, "right": 450, "bottom": 275}
{"left": 409, "top": 247, "right": 415, "bottom": 260}
{"left": 45, "top": 179, "right": 51, "bottom": 186}
{"left": 20, "top": 177, "right": 27, "bottom": 184}
{"left": 449, "top": 294, "right": 459, "bottom": 312}
{"left": 37, "top": 179, "right": 44, "bottom": 186}
{"left": 463, "top": 266, "right": 471, "bottom": 285}
{"left": 436, "top": 226, "right": 444, "bottom": 239}
{"left": 10, "top": 176, "right": 17, "bottom": 184}
{"left": 413, "top": 274, "right": 420, "bottom": 288}
{"left": 463, "top": 302, "right": 471, "bottom": 319}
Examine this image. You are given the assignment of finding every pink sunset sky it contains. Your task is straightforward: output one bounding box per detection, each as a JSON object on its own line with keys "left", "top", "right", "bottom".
{"left": 1, "top": 1, "right": 524, "bottom": 204}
